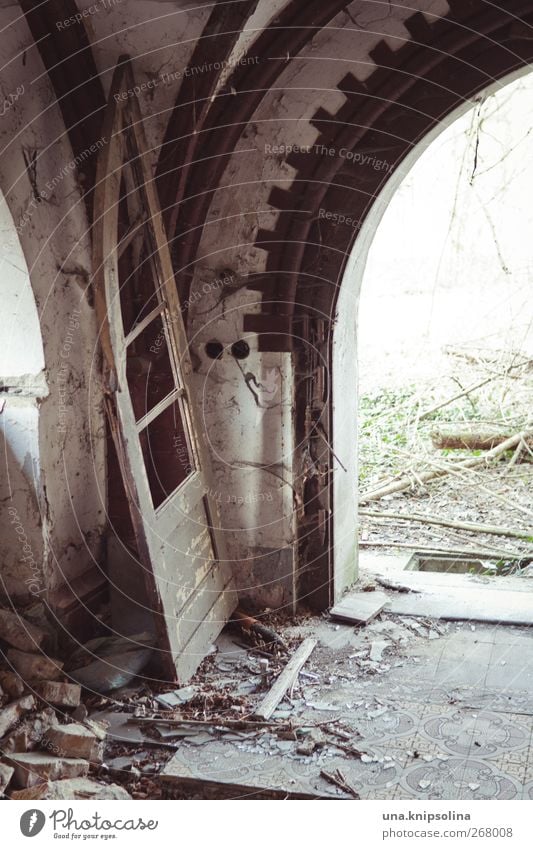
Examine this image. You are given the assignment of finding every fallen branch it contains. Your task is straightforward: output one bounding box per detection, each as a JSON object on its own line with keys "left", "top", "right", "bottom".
{"left": 128, "top": 716, "right": 282, "bottom": 730}
{"left": 360, "top": 508, "right": 533, "bottom": 542}
{"left": 358, "top": 541, "right": 530, "bottom": 560}
{"left": 254, "top": 637, "right": 317, "bottom": 720}
{"left": 419, "top": 360, "right": 527, "bottom": 420}
{"left": 359, "top": 428, "right": 533, "bottom": 504}
{"left": 320, "top": 769, "right": 360, "bottom": 799}
{"left": 443, "top": 345, "right": 532, "bottom": 369}
{"left": 430, "top": 428, "right": 529, "bottom": 451}
{"left": 374, "top": 577, "right": 419, "bottom": 594}
{"left": 230, "top": 608, "right": 288, "bottom": 653}
{"left": 391, "top": 442, "right": 533, "bottom": 520}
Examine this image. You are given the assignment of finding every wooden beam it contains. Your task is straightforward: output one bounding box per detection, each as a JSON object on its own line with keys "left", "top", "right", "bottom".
{"left": 254, "top": 638, "right": 317, "bottom": 720}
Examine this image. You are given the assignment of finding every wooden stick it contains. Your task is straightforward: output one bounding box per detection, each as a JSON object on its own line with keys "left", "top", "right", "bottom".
{"left": 127, "top": 716, "right": 278, "bottom": 730}
{"left": 419, "top": 361, "right": 527, "bottom": 420}
{"left": 360, "top": 509, "right": 533, "bottom": 542}
{"left": 391, "top": 442, "right": 533, "bottom": 520}
{"left": 254, "top": 638, "right": 317, "bottom": 720}
{"left": 443, "top": 345, "right": 531, "bottom": 369}
{"left": 430, "top": 428, "right": 523, "bottom": 450}
{"left": 358, "top": 541, "right": 529, "bottom": 560}
{"left": 320, "top": 769, "right": 360, "bottom": 799}
{"left": 359, "top": 428, "right": 533, "bottom": 504}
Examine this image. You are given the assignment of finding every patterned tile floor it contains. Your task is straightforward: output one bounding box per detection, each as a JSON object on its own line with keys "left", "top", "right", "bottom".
{"left": 163, "top": 619, "right": 533, "bottom": 799}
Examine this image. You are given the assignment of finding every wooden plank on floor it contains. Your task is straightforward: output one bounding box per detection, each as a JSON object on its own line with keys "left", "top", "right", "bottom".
{"left": 387, "top": 589, "right": 533, "bottom": 625}
{"left": 254, "top": 637, "right": 317, "bottom": 720}
{"left": 330, "top": 592, "right": 389, "bottom": 625}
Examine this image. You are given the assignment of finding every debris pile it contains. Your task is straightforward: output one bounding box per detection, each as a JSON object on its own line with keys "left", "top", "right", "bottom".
{"left": 0, "top": 604, "right": 129, "bottom": 799}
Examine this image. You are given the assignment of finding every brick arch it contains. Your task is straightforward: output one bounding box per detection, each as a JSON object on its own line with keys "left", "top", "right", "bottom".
{"left": 231, "top": 0, "right": 533, "bottom": 606}
{"left": 246, "top": 0, "right": 533, "bottom": 349}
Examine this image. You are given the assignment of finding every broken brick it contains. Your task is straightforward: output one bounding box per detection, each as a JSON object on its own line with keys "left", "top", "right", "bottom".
{"left": 43, "top": 723, "right": 98, "bottom": 760}
{"left": 0, "top": 695, "right": 35, "bottom": 737}
{"left": 0, "top": 671, "right": 25, "bottom": 699}
{"left": 7, "top": 752, "right": 89, "bottom": 788}
{"left": 33, "top": 681, "right": 81, "bottom": 707}
{"left": 2, "top": 709, "right": 56, "bottom": 754}
{"left": 7, "top": 649, "right": 64, "bottom": 683}
{"left": 0, "top": 607, "right": 48, "bottom": 652}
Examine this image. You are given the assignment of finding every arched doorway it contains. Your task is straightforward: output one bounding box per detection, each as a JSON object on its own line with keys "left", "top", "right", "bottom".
{"left": 239, "top": 3, "right": 533, "bottom": 607}
{"left": 333, "top": 68, "right": 533, "bottom": 594}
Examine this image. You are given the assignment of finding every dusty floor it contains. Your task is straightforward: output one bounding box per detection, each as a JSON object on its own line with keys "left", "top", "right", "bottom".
{"left": 93, "top": 563, "right": 533, "bottom": 800}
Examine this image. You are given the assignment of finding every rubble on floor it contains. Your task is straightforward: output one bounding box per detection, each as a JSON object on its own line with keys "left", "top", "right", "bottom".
{"left": 0, "top": 603, "right": 140, "bottom": 799}
{"left": 1, "top": 581, "right": 532, "bottom": 800}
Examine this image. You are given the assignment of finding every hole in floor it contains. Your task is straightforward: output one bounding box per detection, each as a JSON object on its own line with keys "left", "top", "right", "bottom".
{"left": 405, "top": 553, "right": 495, "bottom": 575}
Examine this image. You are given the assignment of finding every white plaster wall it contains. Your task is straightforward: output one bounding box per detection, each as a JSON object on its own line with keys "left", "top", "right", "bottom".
{"left": 87, "top": 0, "right": 212, "bottom": 172}
{"left": 0, "top": 197, "right": 44, "bottom": 377}
{"left": 0, "top": 7, "right": 106, "bottom": 600}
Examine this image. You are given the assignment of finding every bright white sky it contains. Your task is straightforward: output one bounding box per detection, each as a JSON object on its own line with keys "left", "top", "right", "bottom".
{"left": 359, "top": 71, "right": 533, "bottom": 390}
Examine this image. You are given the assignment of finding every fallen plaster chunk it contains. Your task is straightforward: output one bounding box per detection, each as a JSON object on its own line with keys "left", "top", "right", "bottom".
{"left": 6, "top": 649, "right": 63, "bottom": 682}
{"left": 0, "top": 695, "right": 36, "bottom": 737}
{"left": 43, "top": 723, "right": 99, "bottom": 760}
{"left": 11, "top": 778, "right": 131, "bottom": 800}
{"left": 33, "top": 681, "right": 81, "bottom": 707}
{"left": 7, "top": 752, "right": 90, "bottom": 788}
{"left": 369, "top": 640, "right": 391, "bottom": 662}
{"left": 0, "top": 607, "right": 48, "bottom": 652}
{"left": 155, "top": 686, "right": 197, "bottom": 709}
{"left": 330, "top": 592, "right": 388, "bottom": 625}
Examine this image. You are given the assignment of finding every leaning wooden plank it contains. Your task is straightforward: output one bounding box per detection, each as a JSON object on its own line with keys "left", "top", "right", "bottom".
{"left": 254, "top": 638, "right": 317, "bottom": 720}
{"left": 360, "top": 428, "right": 533, "bottom": 504}
{"left": 330, "top": 592, "right": 388, "bottom": 626}
{"left": 360, "top": 509, "right": 533, "bottom": 542}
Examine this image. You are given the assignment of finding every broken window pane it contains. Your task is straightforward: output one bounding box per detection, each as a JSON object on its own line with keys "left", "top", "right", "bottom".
{"left": 126, "top": 315, "right": 176, "bottom": 423}
{"left": 139, "top": 398, "right": 193, "bottom": 508}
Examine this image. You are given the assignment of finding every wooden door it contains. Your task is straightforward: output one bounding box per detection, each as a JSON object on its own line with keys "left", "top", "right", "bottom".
{"left": 92, "top": 57, "right": 237, "bottom": 683}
